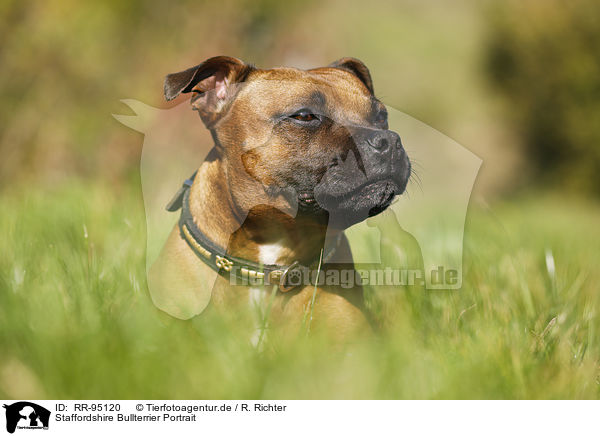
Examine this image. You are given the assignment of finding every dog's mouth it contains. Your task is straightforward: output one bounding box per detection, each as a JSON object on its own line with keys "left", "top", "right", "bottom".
{"left": 297, "top": 190, "right": 323, "bottom": 216}
{"left": 298, "top": 177, "right": 402, "bottom": 226}
{"left": 365, "top": 181, "right": 398, "bottom": 216}
{"left": 298, "top": 191, "right": 317, "bottom": 205}
{"left": 296, "top": 144, "right": 410, "bottom": 228}
{"left": 322, "top": 178, "right": 399, "bottom": 209}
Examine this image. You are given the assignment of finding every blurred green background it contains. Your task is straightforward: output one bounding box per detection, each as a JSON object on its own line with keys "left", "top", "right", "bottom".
{"left": 1, "top": 0, "right": 599, "bottom": 399}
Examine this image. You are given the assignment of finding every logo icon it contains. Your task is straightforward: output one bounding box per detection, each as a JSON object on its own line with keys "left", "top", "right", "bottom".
{"left": 2, "top": 402, "right": 50, "bottom": 434}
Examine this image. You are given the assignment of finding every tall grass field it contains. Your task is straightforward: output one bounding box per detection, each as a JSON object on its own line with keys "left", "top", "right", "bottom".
{"left": 0, "top": 179, "right": 599, "bottom": 399}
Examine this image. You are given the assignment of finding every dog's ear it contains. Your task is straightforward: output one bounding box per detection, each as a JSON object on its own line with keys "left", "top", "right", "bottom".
{"left": 328, "top": 57, "right": 374, "bottom": 94}
{"left": 164, "top": 56, "right": 254, "bottom": 126}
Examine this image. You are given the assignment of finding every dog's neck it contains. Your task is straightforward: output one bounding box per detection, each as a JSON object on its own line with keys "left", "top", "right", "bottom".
{"left": 188, "top": 158, "right": 335, "bottom": 266}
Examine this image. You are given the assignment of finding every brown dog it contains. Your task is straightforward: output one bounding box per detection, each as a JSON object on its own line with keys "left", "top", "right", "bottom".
{"left": 148, "top": 56, "right": 411, "bottom": 341}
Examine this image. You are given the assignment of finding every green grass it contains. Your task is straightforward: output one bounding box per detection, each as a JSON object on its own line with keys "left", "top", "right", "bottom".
{"left": 1, "top": 179, "right": 599, "bottom": 399}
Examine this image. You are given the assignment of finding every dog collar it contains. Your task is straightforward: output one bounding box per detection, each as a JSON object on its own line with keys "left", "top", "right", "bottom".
{"left": 166, "top": 173, "right": 339, "bottom": 292}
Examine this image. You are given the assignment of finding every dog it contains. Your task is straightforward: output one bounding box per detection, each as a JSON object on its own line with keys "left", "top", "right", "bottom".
{"left": 148, "top": 56, "right": 411, "bottom": 341}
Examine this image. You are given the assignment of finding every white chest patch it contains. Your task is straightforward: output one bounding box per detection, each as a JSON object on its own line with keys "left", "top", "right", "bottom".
{"left": 258, "top": 240, "right": 285, "bottom": 265}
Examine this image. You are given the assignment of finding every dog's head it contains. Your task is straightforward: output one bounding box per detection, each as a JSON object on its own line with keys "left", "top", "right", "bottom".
{"left": 164, "top": 56, "right": 411, "bottom": 229}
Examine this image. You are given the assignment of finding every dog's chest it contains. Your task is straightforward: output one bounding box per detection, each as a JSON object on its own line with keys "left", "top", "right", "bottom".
{"left": 248, "top": 240, "right": 285, "bottom": 307}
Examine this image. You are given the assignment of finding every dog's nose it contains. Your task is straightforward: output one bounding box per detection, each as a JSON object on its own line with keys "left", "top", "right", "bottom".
{"left": 367, "top": 131, "right": 391, "bottom": 151}
{"left": 366, "top": 130, "right": 402, "bottom": 154}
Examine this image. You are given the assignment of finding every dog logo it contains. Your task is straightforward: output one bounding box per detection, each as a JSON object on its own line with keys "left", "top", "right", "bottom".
{"left": 2, "top": 402, "right": 50, "bottom": 434}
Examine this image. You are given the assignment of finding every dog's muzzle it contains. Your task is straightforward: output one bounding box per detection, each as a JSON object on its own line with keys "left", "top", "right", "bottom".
{"left": 312, "top": 127, "right": 410, "bottom": 227}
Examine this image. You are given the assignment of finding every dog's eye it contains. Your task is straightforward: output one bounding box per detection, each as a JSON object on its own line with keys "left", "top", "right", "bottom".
{"left": 290, "top": 110, "right": 318, "bottom": 122}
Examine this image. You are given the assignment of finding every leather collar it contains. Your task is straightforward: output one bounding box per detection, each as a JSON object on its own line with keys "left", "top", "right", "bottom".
{"left": 166, "top": 173, "right": 339, "bottom": 292}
